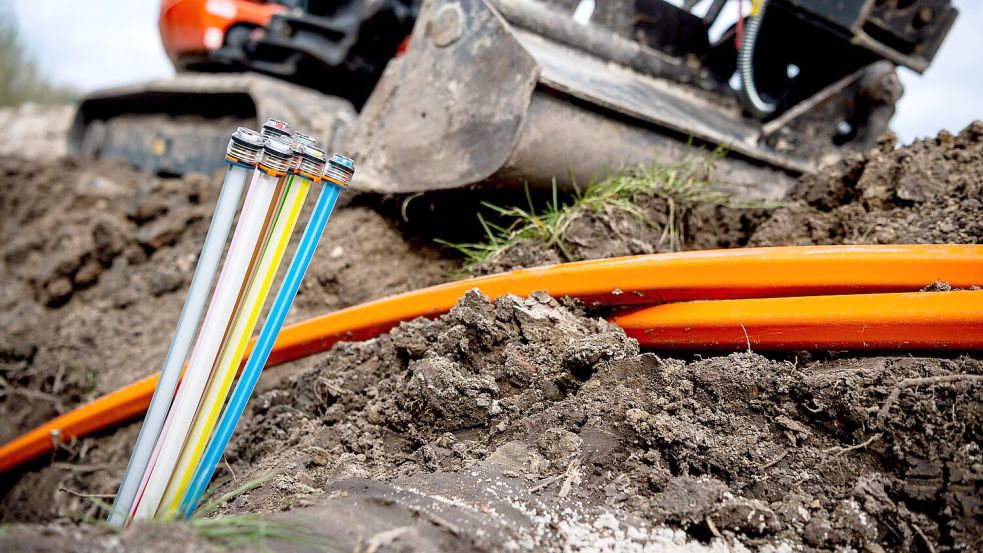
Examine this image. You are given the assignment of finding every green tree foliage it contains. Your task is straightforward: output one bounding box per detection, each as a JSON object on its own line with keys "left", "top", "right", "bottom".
{"left": 0, "top": 9, "right": 76, "bottom": 106}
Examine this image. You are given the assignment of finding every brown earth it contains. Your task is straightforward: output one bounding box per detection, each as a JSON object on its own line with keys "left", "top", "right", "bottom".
{"left": 750, "top": 123, "right": 983, "bottom": 247}
{"left": 1, "top": 122, "right": 981, "bottom": 552}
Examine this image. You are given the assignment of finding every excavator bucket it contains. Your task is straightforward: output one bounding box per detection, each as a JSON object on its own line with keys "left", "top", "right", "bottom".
{"left": 70, "top": 0, "right": 954, "bottom": 201}
{"left": 349, "top": 0, "right": 807, "bottom": 199}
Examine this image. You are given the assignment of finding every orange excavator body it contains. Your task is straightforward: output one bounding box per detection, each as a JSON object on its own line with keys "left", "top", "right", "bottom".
{"left": 159, "top": 0, "right": 284, "bottom": 64}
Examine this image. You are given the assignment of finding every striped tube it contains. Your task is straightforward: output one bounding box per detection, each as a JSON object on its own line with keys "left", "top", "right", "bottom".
{"left": 107, "top": 128, "right": 262, "bottom": 527}
{"left": 160, "top": 159, "right": 320, "bottom": 517}
{"left": 179, "top": 155, "right": 353, "bottom": 516}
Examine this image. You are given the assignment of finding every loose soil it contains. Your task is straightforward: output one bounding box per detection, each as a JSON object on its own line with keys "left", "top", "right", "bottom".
{"left": 750, "top": 123, "right": 983, "bottom": 247}
{"left": 1, "top": 121, "right": 981, "bottom": 552}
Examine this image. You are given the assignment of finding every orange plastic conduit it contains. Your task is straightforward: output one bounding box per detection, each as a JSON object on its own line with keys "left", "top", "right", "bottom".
{"left": 611, "top": 289, "right": 983, "bottom": 350}
{"left": 0, "top": 244, "right": 980, "bottom": 473}
{"left": 263, "top": 244, "right": 983, "bottom": 366}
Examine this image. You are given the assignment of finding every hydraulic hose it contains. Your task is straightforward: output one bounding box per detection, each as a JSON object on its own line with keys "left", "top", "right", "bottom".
{"left": 0, "top": 245, "right": 980, "bottom": 476}
{"left": 738, "top": 0, "right": 776, "bottom": 117}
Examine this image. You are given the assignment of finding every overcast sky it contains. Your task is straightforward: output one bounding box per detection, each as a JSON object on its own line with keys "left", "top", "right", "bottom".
{"left": 9, "top": 0, "right": 980, "bottom": 143}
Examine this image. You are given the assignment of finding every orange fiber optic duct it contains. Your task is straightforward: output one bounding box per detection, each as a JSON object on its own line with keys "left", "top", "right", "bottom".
{"left": 0, "top": 244, "right": 980, "bottom": 473}
{"left": 611, "top": 290, "right": 983, "bottom": 350}
{"left": 262, "top": 244, "right": 983, "bottom": 366}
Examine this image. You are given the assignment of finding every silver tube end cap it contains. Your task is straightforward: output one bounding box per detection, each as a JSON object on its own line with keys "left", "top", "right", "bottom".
{"left": 226, "top": 127, "right": 264, "bottom": 165}
{"left": 261, "top": 118, "right": 291, "bottom": 139}
{"left": 323, "top": 154, "right": 355, "bottom": 187}
{"left": 259, "top": 136, "right": 294, "bottom": 174}
{"left": 296, "top": 143, "right": 327, "bottom": 180}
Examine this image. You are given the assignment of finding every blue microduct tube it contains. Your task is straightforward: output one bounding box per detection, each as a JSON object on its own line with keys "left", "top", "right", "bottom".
{"left": 179, "top": 154, "right": 355, "bottom": 518}
{"left": 107, "top": 128, "right": 264, "bottom": 527}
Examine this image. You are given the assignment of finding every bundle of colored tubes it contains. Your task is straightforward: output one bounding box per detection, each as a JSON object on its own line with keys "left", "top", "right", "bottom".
{"left": 107, "top": 119, "right": 355, "bottom": 526}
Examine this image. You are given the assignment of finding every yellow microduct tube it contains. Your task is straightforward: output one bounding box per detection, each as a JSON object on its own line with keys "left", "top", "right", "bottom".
{"left": 158, "top": 173, "right": 312, "bottom": 517}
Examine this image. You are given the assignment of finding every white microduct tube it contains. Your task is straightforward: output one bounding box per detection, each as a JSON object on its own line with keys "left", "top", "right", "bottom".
{"left": 107, "top": 128, "right": 264, "bottom": 527}
{"left": 129, "top": 137, "right": 296, "bottom": 522}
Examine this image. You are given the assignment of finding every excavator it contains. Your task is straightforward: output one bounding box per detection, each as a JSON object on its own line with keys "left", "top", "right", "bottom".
{"left": 69, "top": 0, "right": 956, "bottom": 200}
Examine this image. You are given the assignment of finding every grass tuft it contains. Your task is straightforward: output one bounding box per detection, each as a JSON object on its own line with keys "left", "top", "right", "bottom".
{"left": 438, "top": 148, "right": 768, "bottom": 271}
{"left": 190, "top": 470, "right": 337, "bottom": 551}
{"left": 189, "top": 515, "right": 339, "bottom": 551}
{"left": 193, "top": 469, "right": 283, "bottom": 518}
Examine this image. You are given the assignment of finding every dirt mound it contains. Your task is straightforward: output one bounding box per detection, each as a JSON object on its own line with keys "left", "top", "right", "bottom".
{"left": 70, "top": 291, "right": 975, "bottom": 551}
{"left": 4, "top": 289, "right": 980, "bottom": 550}
{"left": 0, "top": 157, "right": 217, "bottom": 445}
{"left": 751, "top": 122, "right": 983, "bottom": 246}
{"left": 0, "top": 155, "right": 456, "bottom": 515}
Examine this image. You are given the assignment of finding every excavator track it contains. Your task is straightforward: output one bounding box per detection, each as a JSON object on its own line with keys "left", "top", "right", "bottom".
{"left": 69, "top": 73, "right": 357, "bottom": 175}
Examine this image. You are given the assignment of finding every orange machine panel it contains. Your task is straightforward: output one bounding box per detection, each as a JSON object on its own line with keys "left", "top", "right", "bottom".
{"left": 159, "top": 0, "right": 284, "bottom": 61}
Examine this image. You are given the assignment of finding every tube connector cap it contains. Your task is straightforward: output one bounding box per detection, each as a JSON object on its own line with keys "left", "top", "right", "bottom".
{"left": 292, "top": 132, "right": 318, "bottom": 147}
{"left": 259, "top": 137, "right": 293, "bottom": 176}
{"left": 261, "top": 118, "right": 291, "bottom": 139}
{"left": 226, "top": 127, "right": 264, "bottom": 166}
{"left": 322, "top": 154, "right": 355, "bottom": 187}
{"left": 288, "top": 133, "right": 319, "bottom": 172}
{"left": 295, "top": 143, "right": 327, "bottom": 181}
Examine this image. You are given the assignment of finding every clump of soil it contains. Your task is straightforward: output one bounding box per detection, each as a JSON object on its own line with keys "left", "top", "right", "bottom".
{"left": 751, "top": 122, "right": 983, "bottom": 246}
